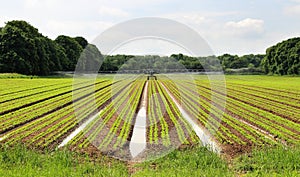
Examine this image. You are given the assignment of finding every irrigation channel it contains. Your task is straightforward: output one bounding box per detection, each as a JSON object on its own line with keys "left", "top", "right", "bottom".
{"left": 161, "top": 83, "right": 221, "bottom": 154}
{"left": 58, "top": 111, "right": 103, "bottom": 148}
{"left": 0, "top": 135, "right": 7, "bottom": 142}
{"left": 57, "top": 80, "right": 221, "bottom": 156}
{"left": 129, "top": 81, "right": 148, "bottom": 158}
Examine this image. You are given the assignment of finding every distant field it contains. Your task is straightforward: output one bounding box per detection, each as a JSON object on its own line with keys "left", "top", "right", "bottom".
{"left": 0, "top": 75, "right": 299, "bottom": 158}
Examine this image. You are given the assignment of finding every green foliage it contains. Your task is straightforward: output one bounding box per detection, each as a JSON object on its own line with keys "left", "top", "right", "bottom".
{"left": 0, "top": 76, "right": 299, "bottom": 176}
{"left": 134, "top": 146, "right": 234, "bottom": 177}
{"left": 76, "top": 44, "right": 103, "bottom": 72}
{"left": 0, "top": 143, "right": 299, "bottom": 176}
{"left": 263, "top": 37, "right": 300, "bottom": 75}
{"left": 234, "top": 145, "right": 300, "bottom": 176}
{"left": 99, "top": 53, "right": 263, "bottom": 73}
{"left": 1, "top": 20, "right": 299, "bottom": 76}
{"left": 100, "top": 54, "right": 134, "bottom": 71}
{"left": 218, "top": 53, "right": 264, "bottom": 70}
{"left": 74, "top": 36, "right": 88, "bottom": 49}
{"left": 0, "top": 20, "right": 90, "bottom": 75}
{"left": 0, "top": 144, "right": 129, "bottom": 177}
{"left": 55, "top": 35, "right": 83, "bottom": 71}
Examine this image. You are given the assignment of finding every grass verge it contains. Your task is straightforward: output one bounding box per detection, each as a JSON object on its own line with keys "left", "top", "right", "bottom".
{"left": 0, "top": 144, "right": 128, "bottom": 177}
{"left": 234, "top": 145, "right": 300, "bottom": 176}
{"left": 0, "top": 144, "right": 299, "bottom": 176}
{"left": 131, "top": 146, "right": 234, "bottom": 177}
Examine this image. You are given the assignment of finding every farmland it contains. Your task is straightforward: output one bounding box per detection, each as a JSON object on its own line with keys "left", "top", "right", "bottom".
{"left": 0, "top": 75, "right": 299, "bottom": 175}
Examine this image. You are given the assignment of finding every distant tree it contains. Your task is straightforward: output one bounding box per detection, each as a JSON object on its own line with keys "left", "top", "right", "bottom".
{"left": 55, "top": 35, "right": 83, "bottom": 71}
{"left": 218, "top": 54, "right": 239, "bottom": 69}
{"left": 262, "top": 38, "right": 300, "bottom": 75}
{"left": 76, "top": 44, "right": 103, "bottom": 72}
{"left": 1, "top": 20, "right": 299, "bottom": 76}
{"left": 74, "top": 36, "right": 88, "bottom": 49}
{"left": 0, "top": 20, "right": 91, "bottom": 75}
{"left": 0, "top": 22, "right": 38, "bottom": 74}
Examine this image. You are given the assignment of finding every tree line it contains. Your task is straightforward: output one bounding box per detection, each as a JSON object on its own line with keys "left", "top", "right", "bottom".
{"left": 99, "top": 53, "right": 264, "bottom": 73}
{"left": 262, "top": 37, "right": 300, "bottom": 75}
{"left": 0, "top": 20, "right": 299, "bottom": 75}
{"left": 0, "top": 20, "right": 102, "bottom": 75}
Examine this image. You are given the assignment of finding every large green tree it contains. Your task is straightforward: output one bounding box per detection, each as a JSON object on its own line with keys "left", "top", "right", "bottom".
{"left": 55, "top": 35, "right": 83, "bottom": 71}
{"left": 0, "top": 21, "right": 38, "bottom": 74}
{"left": 0, "top": 20, "right": 85, "bottom": 75}
{"left": 76, "top": 44, "right": 103, "bottom": 72}
{"left": 262, "top": 38, "right": 300, "bottom": 75}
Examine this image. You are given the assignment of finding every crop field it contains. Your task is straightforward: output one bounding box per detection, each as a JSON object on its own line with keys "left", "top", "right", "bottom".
{"left": 0, "top": 75, "right": 299, "bottom": 160}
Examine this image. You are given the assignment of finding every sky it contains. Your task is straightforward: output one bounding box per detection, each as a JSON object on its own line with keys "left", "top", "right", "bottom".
{"left": 1, "top": 0, "right": 300, "bottom": 56}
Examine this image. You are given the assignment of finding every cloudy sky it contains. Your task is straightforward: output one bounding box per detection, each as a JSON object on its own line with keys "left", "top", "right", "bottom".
{"left": 1, "top": 0, "right": 300, "bottom": 55}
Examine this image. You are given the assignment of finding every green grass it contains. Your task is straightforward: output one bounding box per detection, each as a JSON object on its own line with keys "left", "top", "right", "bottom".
{"left": 132, "top": 146, "right": 234, "bottom": 177}
{"left": 0, "top": 144, "right": 129, "bottom": 177}
{"left": 0, "top": 73, "right": 73, "bottom": 79}
{"left": 0, "top": 144, "right": 300, "bottom": 176}
{"left": 234, "top": 145, "right": 300, "bottom": 177}
{"left": 0, "top": 73, "right": 37, "bottom": 79}
{"left": 1, "top": 75, "right": 299, "bottom": 176}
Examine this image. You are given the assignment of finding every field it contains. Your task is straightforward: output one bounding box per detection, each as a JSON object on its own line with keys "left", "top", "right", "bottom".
{"left": 0, "top": 75, "right": 299, "bottom": 176}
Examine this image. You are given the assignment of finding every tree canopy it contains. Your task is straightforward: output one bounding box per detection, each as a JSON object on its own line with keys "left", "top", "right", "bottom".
{"left": 262, "top": 37, "right": 300, "bottom": 75}
{"left": 0, "top": 20, "right": 299, "bottom": 75}
{"left": 0, "top": 20, "right": 100, "bottom": 75}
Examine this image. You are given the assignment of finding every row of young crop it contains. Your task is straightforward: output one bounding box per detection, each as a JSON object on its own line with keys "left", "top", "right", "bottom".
{"left": 0, "top": 79, "right": 112, "bottom": 133}
{"left": 177, "top": 78, "right": 300, "bottom": 146}
{"left": 69, "top": 76, "right": 145, "bottom": 151}
{"left": 159, "top": 79, "right": 230, "bottom": 144}
{"left": 226, "top": 82, "right": 300, "bottom": 102}
{"left": 147, "top": 80, "right": 198, "bottom": 147}
{"left": 184, "top": 79, "right": 300, "bottom": 126}
{"left": 0, "top": 80, "right": 77, "bottom": 103}
{"left": 193, "top": 81, "right": 300, "bottom": 144}
{"left": 159, "top": 78, "right": 275, "bottom": 148}
{"left": 70, "top": 78, "right": 199, "bottom": 152}
{"left": 1, "top": 78, "right": 128, "bottom": 148}
{"left": 0, "top": 79, "right": 70, "bottom": 96}
{"left": 0, "top": 79, "right": 102, "bottom": 114}
{"left": 223, "top": 83, "right": 300, "bottom": 121}
{"left": 1, "top": 75, "right": 298, "bottom": 156}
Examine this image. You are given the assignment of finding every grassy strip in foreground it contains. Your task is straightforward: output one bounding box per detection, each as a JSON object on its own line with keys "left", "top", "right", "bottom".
{"left": 0, "top": 144, "right": 300, "bottom": 176}
{"left": 133, "top": 145, "right": 300, "bottom": 177}
{"left": 0, "top": 144, "right": 128, "bottom": 177}
{"left": 132, "top": 145, "right": 234, "bottom": 177}
{"left": 234, "top": 145, "right": 300, "bottom": 176}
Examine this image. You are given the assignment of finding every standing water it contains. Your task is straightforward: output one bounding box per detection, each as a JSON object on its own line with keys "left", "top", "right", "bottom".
{"left": 130, "top": 81, "right": 148, "bottom": 158}
{"left": 58, "top": 110, "right": 102, "bottom": 148}
{"left": 161, "top": 83, "right": 221, "bottom": 154}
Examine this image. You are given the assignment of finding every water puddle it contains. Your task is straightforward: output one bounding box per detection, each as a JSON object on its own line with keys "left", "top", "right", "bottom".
{"left": 58, "top": 110, "right": 102, "bottom": 148}
{"left": 161, "top": 83, "right": 221, "bottom": 154}
{"left": 130, "top": 81, "right": 148, "bottom": 158}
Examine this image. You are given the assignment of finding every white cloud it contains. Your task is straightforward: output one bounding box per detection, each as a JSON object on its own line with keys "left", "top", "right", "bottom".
{"left": 44, "top": 20, "right": 114, "bottom": 41}
{"left": 111, "top": 38, "right": 191, "bottom": 56}
{"left": 1, "top": 0, "right": 299, "bottom": 56}
{"left": 100, "top": 0, "right": 172, "bottom": 9}
{"left": 163, "top": 11, "right": 238, "bottom": 25}
{"left": 98, "top": 6, "right": 129, "bottom": 17}
{"left": 24, "top": 0, "right": 38, "bottom": 8}
{"left": 283, "top": 0, "right": 300, "bottom": 15}
{"left": 284, "top": 5, "right": 300, "bottom": 15}
{"left": 225, "top": 18, "right": 264, "bottom": 37}
{"left": 164, "top": 12, "right": 211, "bottom": 25}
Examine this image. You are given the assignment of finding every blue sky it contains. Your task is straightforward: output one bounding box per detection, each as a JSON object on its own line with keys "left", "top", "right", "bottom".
{"left": 1, "top": 0, "right": 300, "bottom": 55}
